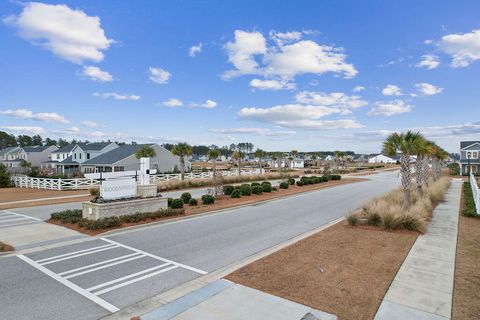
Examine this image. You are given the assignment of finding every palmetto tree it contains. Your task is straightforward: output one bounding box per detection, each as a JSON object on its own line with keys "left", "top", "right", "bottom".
{"left": 290, "top": 150, "right": 298, "bottom": 169}
{"left": 254, "top": 148, "right": 266, "bottom": 174}
{"left": 430, "top": 143, "right": 448, "bottom": 181}
{"left": 232, "top": 151, "right": 244, "bottom": 175}
{"left": 383, "top": 131, "right": 424, "bottom": 208}
{"left": 413, "top": 136, "right": 431, "bottom": 196}
{"left": 207, "top": 149, "right": 220, "bottom": 178}
{"left": 171, "top": 143, "right": 193, "bottom": 180}
{"left": 135, "top": 145, "right": 156, "bottom": 159}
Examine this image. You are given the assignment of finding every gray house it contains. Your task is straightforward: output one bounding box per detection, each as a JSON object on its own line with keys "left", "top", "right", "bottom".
{"left": 81, "top": 144, "right": 189, "bottom": 173}
{"left": 460, "top": 141, "right": 480, "bottom": 175}
{"left": 0, "top": 145, "right": 58, "bottom": 168}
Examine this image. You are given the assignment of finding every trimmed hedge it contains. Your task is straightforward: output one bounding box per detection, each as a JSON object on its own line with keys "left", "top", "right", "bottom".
{"left": 240, "top": 184, "right": 252, "bottom": 196}
{"left": 170, "top": 198, "right": 184, "bottom": 209}
{"left": 296, "top": 180, "right": 304, "bottom": 186}
{"left": 167, "top": 198, "right": 173, "bottom": 207}
{"left": 279, "top": 181, "right": 289, "bottom": 189}
{"left": 50, "top": 209, "right": 83, "bottom": 224}
{"left": 231, "top": 189, "right": 242, "bottom": 198}
{"left": 251, "top": 182, "right": 260, "bottom": 187}
{"left": 463, "top": 182, "right": 478, "bottom": 217}
{"left": 181, "top": 192, "right": 192, "bottom": 203}
{"left": 287, "top": 177, "right": 295, "bottom": 185}
{"left": 252, "top": 185, "right": 263, "bottom": 194}
{"left": 189, "top": 198, "right": 198, "bottom": 206}
{"left": 223, "top": 185, "right": 235, "bottom": 195}
{"left": 261, "top": 183, "right": 272, "bottom": 193}
{"left": 201, "top": 194, "right": 215, "bottom": 205}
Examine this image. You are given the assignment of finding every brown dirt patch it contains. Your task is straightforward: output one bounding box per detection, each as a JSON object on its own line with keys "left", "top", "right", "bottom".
{"left": 452, "top": 185, "right": 480, "bottom": 319}
{"left": 0, "top": 187, "right": 91, "bottom": 210}
{"left": 226, "top": 221, "right": 417, "bottom": 320}
{"left": 49, "top": 178, "right": 365, "bottom": 236}
{"left": 0, "top": 242, "right": 14, "bottom": 252}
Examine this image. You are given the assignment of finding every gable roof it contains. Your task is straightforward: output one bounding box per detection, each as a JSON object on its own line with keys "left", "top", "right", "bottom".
{"left": 82, "top": 144, "right": 151, "bottom": 166}
{"left": 0, "top": 146, "right": 20, "bottom": 156}
{"left": 460, "top": 141, "right": 480, "bottom": 150}
{"left": 55, "top": 142, "right": 114, "bottom": 153}
{"left": 22, "top": 145, "right": 52, "bottom": 152}
{"left": 54, "top": 144, "right": 77, "bottom": 153}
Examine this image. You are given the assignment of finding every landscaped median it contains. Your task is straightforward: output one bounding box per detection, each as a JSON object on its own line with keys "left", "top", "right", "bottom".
{"left": 226, "top": 177, "right": 452, "bottom": 320}
{"left": 48, "top": 175, "right": 363, "bottom": 235}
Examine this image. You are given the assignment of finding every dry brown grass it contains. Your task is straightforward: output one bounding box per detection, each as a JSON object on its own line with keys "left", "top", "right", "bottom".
{"left": 351, "top": 177, "right": 451, "bottom": 233}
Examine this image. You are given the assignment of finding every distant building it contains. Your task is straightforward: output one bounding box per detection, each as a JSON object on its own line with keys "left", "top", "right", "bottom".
{"left": 0, "top": 145, "right": 58, "bottom": 168}
{"left": 459, "top": 141, "right": 480, "bottom": 175}
{"left": 368, "top": 154, "right": 397, "bottom": 164}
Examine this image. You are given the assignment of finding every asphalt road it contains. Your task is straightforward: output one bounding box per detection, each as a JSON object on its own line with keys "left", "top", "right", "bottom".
{"left": 0, "top": 171, "right": 399, "bottom": 320}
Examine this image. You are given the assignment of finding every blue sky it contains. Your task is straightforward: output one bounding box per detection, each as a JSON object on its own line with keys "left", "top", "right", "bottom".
{"left": 1, "top": 1, "right": 479, "bottom": 153}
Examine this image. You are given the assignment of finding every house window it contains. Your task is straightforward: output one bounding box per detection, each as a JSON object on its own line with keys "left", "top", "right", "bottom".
{"left": 56, "top": 154, "right": 60, "bottom": 160}
{"left": 79, "top": 153, "right": 82, "bottom": 159}
{"left": 87, "top": 153, "right": 90, "bottom": 159}
{"left": 74, "top": 153, "right": 77, "bottom": 159}
{"left": 473, "top": 152, "right": 478, "bottom": 159}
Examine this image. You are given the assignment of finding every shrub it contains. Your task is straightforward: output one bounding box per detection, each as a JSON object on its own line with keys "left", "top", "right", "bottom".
{"left": 167, "top": 198, "right": 173, "bottom": 207}
{"left": 189, "top": 198, "right": 198, "bottom": 206}
{"left": 223, "top": 185, "right": 235, "bottom": 195}
{"left": 367, "top": 212, "right": 381, "bottom": 226}
{"left": 170, "top": 198, "right": 184, "bottom": 209}
{"left": 240, "top": 184, "right": 252, "bottom": 196}
{"left": 287, "top": 177, "right": 295, "bottom": 185}
{"left": 79, "top": 216, "right": 122, "bottom": 230}
{"left": 321, "top": 176, "right": 329, "bottom": 182}
{"left": 251, "top": 182, "right": 260, "bottom": 187}
{"left": 181, "top": 192, "right": 192, "bottom": 203}
{"left": 89, "top": 188, "right": 99, "bottom": 196}
{"left": 346, "top": 213, "right": 358, "bottom": 226}
{"left": 0, "top": 164, "right": 11, "bottom": 188}
{"left": 50, "top": 209, "right": 83, "bottom": 224}
{"left": 330, "top": 175, "right": 341, "bottom": 180}
{"left": 252, "top": 185, "right": 263, "bottom": 194}
{"left": 201, "top": 194, "right": 215, "bottom": 205}
{"left": 296, "top": 180, "right": 304, "bottom": 187}
{"left": 231, "top": 189, "right": 242, "bottom": 198}
{"left": 300, "top": 176, "right": 309, "bottom": 183}
{"left": 261, "top": 183, "right": 272, "bottom": 193}
{"left": 261, "top": 181, "right": 271, "bottom": 186}
{"left": 463, "top": 182, "right": 477, "bottom": 217}
{"left": 314, "top": 177, "right": 322, "bottom": 184}
{"left": 279, "top": 181, "right": 289, "bottom": 189}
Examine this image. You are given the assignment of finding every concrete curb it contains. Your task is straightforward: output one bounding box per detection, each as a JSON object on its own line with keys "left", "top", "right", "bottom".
{"left": 100, "top": 216, "right": 345, "bottom": 320}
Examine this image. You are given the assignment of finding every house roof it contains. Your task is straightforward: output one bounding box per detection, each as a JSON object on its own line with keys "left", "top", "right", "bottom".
{"left": 82, "top": 144, "right": 151, "bottom": 166}
{"left": 54, "top": 144, "right": 77, "bottom": 153}
{"left": 0, "top": 146, "right": 19, "bottom": 156}
{"left": 22, "top": 145, "right": 52, "bottom": 152}
{"left": 460, "top": 141, "right": 480, "bottom": 149}
{"left": 54, "top": 142, "right": 113, "bottom": 153}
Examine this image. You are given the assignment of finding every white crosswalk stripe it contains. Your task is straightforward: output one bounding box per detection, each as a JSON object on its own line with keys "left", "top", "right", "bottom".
{"left": 0, "top": 210, "right": 41, "bottom": 228}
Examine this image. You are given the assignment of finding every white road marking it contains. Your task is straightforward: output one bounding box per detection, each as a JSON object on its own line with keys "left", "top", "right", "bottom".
{"left": 87, "top": 263, "right": 173, "bottom": 293}
{"left": 101, "top": 238, "right": 207, "bottom": 275}
{"left": 0, "top": 216, "right": 30, "bottom": 223}
{"left": 0, "top": 220, "right": 40, "bottom": 228}
{"left": 36, "top": 243, "right": 116, "bottom": 264}
{"left": 17, "top": 254, "right": 120, "bottom": 313}
{"left": 64, "top": 254, "right": 145, "bottom": 279}
{"left": 1, "top": 210, "right": 41, "bottom": 221}
{"left": 93, "top": 265, "right": 178, "bottom": 296}
{"left": 58, "top": 252, "right": 141, "bottom": 276}
{"left": 40, "top": 245, "right": 118, "bottom": 265}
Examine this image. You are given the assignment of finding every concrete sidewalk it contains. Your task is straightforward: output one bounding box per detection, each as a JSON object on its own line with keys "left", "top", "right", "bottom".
{"left": 375, "top": 179, "right": 462, "bottom": 320}
{"left": 142, "top": 280, "right": 336, "bottom": 320}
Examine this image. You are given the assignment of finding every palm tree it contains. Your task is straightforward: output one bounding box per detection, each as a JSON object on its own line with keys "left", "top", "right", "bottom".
{"left": 430, "top": 143, "right": 448, "bottom": 181}
{"left": 383, "top": 131, "right": 424, "bottom": 208}
{"left": 207, "top": 149, "right": 220, "bottom": 179}
{"left": 290, "top": 150, "right": 298, "bottom": 169}
{"left": 254, "top": 148, "right": 266, "bottom": 174}
{"left": 232, "top": 151, "right": 244, "bottom": 175}
{"left": 135, "top": 145, "right": 156, "bottom": 159}
{"left": 413, "top": 137, "right": 431, "bottom": 196}
{"left": 334, "top": 151, "right": 345, "bottom": 172}
{"left": 171, "top": 143, "right": 193, "bottom": 180}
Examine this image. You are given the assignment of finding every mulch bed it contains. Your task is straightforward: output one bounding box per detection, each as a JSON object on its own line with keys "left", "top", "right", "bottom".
{"left": 48, "top": 178, "right": 365, "bottom": 236}
{"left": 0, "top": 242, "right": 14, "bottom": 252}
{"left": 452, "top": 184, "right": 480, "bottom": 319}
{"left": 226, "top": 221, "right": 417, "bottom": 320}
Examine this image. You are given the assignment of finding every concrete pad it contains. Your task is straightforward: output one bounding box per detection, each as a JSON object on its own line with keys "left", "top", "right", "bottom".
{"left": 401, "top": 255, "right": 454, "bottom": 276}
{"left": 394, "top": 265, "right": 453, "bottom": 293}
{"left": 384, "top": 280, "right": 452, "bottom": 318}
{"left": 1, "top": 222, "right": 85, "bottom": 248}
{"left": 172, "top": 284, "right": 337, "bottom": 320}
{"left": 409, "top": 242, "right": 456, "bottom": 263}
{"left": 375, "top": 301, "right": 449, "bottom": 320}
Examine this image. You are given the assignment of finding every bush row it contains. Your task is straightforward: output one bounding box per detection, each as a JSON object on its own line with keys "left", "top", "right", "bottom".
{"left": 167, "top": 192, "right": 215, "bottom": 209}
{"left": 223, "top": 181, "right": 274, "bottom": 199}
{"left": 463, "top": 182, "right": 478, "bottom": 217}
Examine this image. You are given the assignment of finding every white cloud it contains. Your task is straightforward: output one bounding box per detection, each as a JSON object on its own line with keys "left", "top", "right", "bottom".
{"left": 222, "top": 30, "right": 357, "bottom": 81}
{"left": 93, "top": 92, "right": 140, "bottom": 100}
{"left": 3, "top": 2, "right": 113, "bottom": 64}
{"left": 189, "top": 43, "right": 202, "bottom": 57}
{"left": 415, "top": 54, "right": 440, "bottom": 69}
{"left": 1, "top": 126, "right": 44, "bottom": 135}
{"left": 210, "top": 127, "right": 295, "bottom": 137}
{"left": 249, "top": 78, "right": 295, "bottom": 91}
{"left": 367, "top": 100, "right": 412, "bottom": 116}
{"left": 438, "top": 29, "right": 480, "bottom": 67}
{"left": 415, "top": 83, "right": 443, "bottom": 96}
{"left": 0, "top": 108, "right": 68, "bottom": 123}
{"left": 81, "top": 120, "right": 99, "bottom": 128}
{"left": 382, "top": 84, "right": 402, "bottom": 96}
{"left": 162, "top": 98, "right": 183, "bottom": 107}
{"left": 295, "top": 91, "right": 367, "bottom": 109}
{"left": 83, "top": 66, "right": 113, "bottom": 82}
{"left": 196, "top": 100, "right": 217, "bottom": 109}
{"left": 223, "top": 30, "right": 267, "bottom": 79}
{"left": 238, "top": 104, "right": 362, "bottom": 129}
{"left": 148, "top": 67, "right": 171, "bottom": 84}
{"left": 353, "top": 86, "right": 365, "bottom": 92}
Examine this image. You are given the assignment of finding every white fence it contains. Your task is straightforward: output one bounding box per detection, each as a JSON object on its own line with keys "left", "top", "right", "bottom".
{"left": 11, "top": 169, "right": 261, "bottom": 190}
{"left": 470, "top": 173, "right": 480, "bottom": 215}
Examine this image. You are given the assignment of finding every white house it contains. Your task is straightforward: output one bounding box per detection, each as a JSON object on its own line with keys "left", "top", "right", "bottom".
{"left": 0, "top": 145, "right": 58, "bottom": 168}
{"left": 368, "top": 154, "right": 397, "bottom": 164}
{"left": 460, "top": 141, "right": 480, "bottom": 175}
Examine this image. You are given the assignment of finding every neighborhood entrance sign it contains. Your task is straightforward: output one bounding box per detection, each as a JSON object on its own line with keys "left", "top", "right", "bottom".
{"left": 101, "top": 178, "right": 136, "bottom": 200}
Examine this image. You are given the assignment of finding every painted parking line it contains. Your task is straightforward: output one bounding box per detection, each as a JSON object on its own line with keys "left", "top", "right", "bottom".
{"left": 0, "top": 210, "right": 41, "bottom": 228}
{"left": 18, "top": 238, "right": 207, "bottom": 314}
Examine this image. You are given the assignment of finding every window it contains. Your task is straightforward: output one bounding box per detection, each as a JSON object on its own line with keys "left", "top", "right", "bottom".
{"left": 473, "top": 152, "right": 478, "bottom": 159}
{"left": 74, "top": 153, "right": 76, "bottom": 159}
{"left": 56, "top": 154, "right": 60, "bottom": 160}
{"left": 79, "top": 153, "right": 82, "bottom": 159}
{"left": 87, "top": 153, "right": 90, "bottom": 159}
